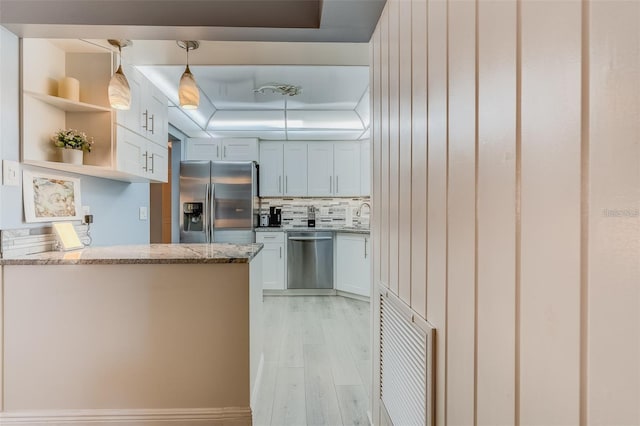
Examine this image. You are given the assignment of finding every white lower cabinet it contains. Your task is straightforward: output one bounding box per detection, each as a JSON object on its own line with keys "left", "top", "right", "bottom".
{"left": 256, "top": 232, "right": 286, "bottom": 290}
{"left": 336, "top": 233, "right": 371, "bottom": 297}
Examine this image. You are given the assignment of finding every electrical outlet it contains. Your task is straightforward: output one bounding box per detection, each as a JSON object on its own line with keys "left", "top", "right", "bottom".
{"left": 2, "top": 160, "right": 19, "bottom": 186}
{"left": 139, "top": 206, "right": 148, "bottom": 220}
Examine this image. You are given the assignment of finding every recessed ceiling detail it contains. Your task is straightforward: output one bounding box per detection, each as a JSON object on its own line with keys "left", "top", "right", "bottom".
{"left": 139, "top": 65, "right": 370, "bottom": 141}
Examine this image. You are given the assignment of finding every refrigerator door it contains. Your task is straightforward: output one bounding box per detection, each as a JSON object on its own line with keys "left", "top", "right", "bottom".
{"left": 179, "top": 161, "right": 211, "bottom": 243}
{"left": 211, "top": 162, "right": 258, "bottom": 233}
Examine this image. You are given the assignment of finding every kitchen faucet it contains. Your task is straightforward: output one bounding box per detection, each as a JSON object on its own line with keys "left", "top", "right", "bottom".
{"left": 356, "top": 202, "right": 371, "bottom": 217}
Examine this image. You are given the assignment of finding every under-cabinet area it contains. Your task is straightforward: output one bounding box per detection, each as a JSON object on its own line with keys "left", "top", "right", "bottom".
{"left": 21, "top": 39, "right": 169, "bottom": 182}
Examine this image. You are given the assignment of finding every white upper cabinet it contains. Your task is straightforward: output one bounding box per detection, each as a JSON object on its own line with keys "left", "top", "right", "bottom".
{"left": 333, "top": 142, "right": 361, "bottom": 196}
{"left": 21, "top": 39, "right": 168, "bottom": 183}
{"left": 258, "top": 140, "right": 367, "bottom": 197}
{"left": 116, "top": 64, "right": 144, "bottom": 133}
{"left": 185, "top": 138, "right": 222, "bottom": 161}
{"left": 259, "top": 142, "right": 284, "bottom": 196}
{"left": 185, "top": 138, "right": 258, "bottom": 161}
{"left": 222, "top": 138, "right": 259, "bottom": 161}
{"left": 360, "top": 140, "right": 371, "bottom": 196}
{"left": 283, "top": 143, "right": 308, "bottom": 196}
{"left": 116, "top": 67, "right": 168, "bottom": 147}
{"left": 115, "top": 125, "right": 168, "bottom": 182}
{"left": 307, "top": 142, "right": 334, "bottom": 196}
{"left": 146, "top": 84, "right": 169, "bottom": 147}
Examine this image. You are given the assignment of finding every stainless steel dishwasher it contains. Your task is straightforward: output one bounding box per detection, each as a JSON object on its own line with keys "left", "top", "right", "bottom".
{"left": 287, "top": 231, "right": 334, "bottom": 289}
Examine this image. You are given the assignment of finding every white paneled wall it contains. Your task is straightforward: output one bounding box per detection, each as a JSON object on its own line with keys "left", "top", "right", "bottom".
{"left": 370, "top": 0, "right": 640, "bottom": 425}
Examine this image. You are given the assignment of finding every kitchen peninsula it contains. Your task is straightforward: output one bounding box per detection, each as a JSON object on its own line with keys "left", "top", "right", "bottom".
{"left": 0, "top": 243, "right": 263, "bottom": 426}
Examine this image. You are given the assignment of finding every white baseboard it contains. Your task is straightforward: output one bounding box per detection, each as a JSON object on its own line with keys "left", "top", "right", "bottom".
{"left": 251, "top": 353, "right": 265, "bottom": 409}
{"left": 0, "top": 407, "right": 252, "bottom": 425}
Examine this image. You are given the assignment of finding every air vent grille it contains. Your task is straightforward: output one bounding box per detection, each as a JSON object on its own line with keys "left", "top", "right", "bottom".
{"left": 380, "top": 293, "right": 434, "bottom": 426}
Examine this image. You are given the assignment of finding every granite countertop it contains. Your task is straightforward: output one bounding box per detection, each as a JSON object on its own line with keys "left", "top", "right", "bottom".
{"left": 0, "top": 243, "right": 264, "bottom": 266}
{"left": 256, "top": 226, "right": 370, "bottom": 235}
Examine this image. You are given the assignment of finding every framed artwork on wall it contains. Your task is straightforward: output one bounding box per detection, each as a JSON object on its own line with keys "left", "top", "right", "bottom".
{"left": 23, "top": 170, "right": 82, "bottom": 223}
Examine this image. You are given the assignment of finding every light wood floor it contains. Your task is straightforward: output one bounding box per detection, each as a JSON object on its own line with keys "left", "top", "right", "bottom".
{"left": 253, "top": 295, "right": 371, "bottom": 426}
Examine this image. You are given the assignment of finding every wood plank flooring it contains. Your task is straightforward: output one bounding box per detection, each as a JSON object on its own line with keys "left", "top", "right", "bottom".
{"left": 253, "top": 296, "right": 371, "bottom": 426}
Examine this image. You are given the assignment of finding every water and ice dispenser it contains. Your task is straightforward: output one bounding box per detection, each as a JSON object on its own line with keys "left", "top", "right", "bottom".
{"left": 183, "top": 202, "right": 204, "bottom": 232}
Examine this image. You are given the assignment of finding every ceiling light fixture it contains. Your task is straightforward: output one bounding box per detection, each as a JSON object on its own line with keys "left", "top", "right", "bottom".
{"left": 177, "top": 40, "right": 200, "bottom": 110}
{"left": 107, "top": 39, "right": 132, "bottom": 110}
{"left": 254, "top": 84, "right": 302, "bottom": 97}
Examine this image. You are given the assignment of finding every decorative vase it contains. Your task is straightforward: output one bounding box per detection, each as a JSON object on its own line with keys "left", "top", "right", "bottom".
{"left": 60, "top": 148, "right": 83, "bottom": 165}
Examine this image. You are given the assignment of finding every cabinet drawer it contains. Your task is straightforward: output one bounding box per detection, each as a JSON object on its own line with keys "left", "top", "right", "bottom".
{"left": 256, "top": 232, "right": 285, "bottom": 243}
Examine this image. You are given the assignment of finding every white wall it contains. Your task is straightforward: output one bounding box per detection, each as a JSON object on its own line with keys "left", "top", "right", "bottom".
{"left": 371, "top": 0, "right": 639, "bottom": 424}
{"left": 0, "top": 27, "right": 150, "bottom": 246}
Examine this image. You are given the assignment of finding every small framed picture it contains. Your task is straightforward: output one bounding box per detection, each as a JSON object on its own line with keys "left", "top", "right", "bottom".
{"left": 23, "top": 170, "right": 82, "bottom": 223}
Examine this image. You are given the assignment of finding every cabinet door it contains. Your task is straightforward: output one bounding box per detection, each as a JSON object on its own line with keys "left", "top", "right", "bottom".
{"left": 259, "top": 242, "right": 285, "bottom": 290}
{"left": 222, "top": 138, "right": 259, "bottom": 161}
{"left": 146, "top": 141, "right": 168, "bottom": 183}
{"left": 360, "top": 140, "right": 371, "bottom": 196}
{"left": 147, "top": 83, "right": 168, "bottom": 147}
{"left": 334, "top": 142, "right": 361, "bottom": 196}
{"left": 185, "top": 138, "right": 222, "bottom": 161}
{"left": 115, "top": 125, "right": 146, "bottom": 177}
{"left": 115, "top": 65, "right": 144, "bottom": 134}
{"left": 307, "top": 142, "right": 334, "bottom": 196}
{"left": 259, "top": 142, "right": 284, "bottom": 196}
{"left": 283, "top": 143, "right": 308, "bottom": 196}
{"left": 336, "top": 234, "right": 371, "bottom": 297}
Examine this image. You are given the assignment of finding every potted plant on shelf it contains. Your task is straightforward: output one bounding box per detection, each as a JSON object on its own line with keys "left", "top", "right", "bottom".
{"left": 51, "top": 129, "right": 93, "bottom": 165}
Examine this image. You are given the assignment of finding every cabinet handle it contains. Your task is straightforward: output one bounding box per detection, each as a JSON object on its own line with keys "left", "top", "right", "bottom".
{"left": 364, "top": 238, "right": 368, "bottom": 258}
{"left": 143, "top": 152, "right": 148, "bottom": 172}
{"left": 278, "top": 176, "right": 282, "bottom": 193}
{"left": 330, "top": 175, "right": 332, "bottom": 192}
{"left": 150, "top": 153, "right": 155, "bottom": 173}
{"left": 286, "top": 176, "right": 288, "bottom": 193}
{"left": 279, "top": 247, "right": 282, "bottom": 258}
{"left": 142, "top": 110, "right": 149, "bottom": 131}
{"left": 149, "top": 114, "right": 155, "bottom": 134}
{"left": 217, "top": 146, "right": 220, "bottom": 158}
{"left": 336, "top": 176, "right": 339, "bottom": 193}
{"left": 224, "top": 146, "right": 227, "bottom": 158}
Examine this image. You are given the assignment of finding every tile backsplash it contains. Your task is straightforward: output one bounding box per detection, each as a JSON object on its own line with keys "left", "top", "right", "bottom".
{"left": 1, "top": 224, "right": 90, "bottom": 258}
{"left": 260, "top": 197, "right": 371, "bottom": 228}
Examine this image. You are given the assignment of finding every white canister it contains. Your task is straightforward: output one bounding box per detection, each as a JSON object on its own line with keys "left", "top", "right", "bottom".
{"left": 58, "top": 77, "right": 80, "bottom": 102}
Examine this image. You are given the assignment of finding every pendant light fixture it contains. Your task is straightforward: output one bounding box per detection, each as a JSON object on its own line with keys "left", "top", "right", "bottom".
{"left": 177, "top": 40, "right": 200, "bottom": 110}
{"left": 107, "top": 39, "right": 132, "bottom": 110}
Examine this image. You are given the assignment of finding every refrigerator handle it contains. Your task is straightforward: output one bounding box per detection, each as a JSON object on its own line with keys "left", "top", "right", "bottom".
{"left": 204, "top": 183, "right": 211, "bottom": 243}
{"left": 210, "top": 183, "right": 216, "bottom": 237}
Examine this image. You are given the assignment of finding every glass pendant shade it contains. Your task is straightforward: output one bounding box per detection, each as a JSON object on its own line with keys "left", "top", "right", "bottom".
{"left": 179, "top": 65, "right": 199, "bottom": 109}
{"left": 108, "top": 65, "right": 131, "bottom": 110}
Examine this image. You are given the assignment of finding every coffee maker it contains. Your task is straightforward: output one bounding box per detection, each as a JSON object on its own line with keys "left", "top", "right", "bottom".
{"left": 268, "top": 206, "right": 282, "bottom": 227}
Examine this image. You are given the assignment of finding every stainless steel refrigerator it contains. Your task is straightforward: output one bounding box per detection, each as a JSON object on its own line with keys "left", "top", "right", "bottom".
{"left": 180, "top": 161, "right": 259, "bottom": 244}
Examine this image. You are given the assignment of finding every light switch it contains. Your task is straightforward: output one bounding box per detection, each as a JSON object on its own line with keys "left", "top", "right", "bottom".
{"left": 3, "top": 160, "right": 20, "bottom": 186}
{"left": 139, "top": 206, "right": 148, "bottom": 220}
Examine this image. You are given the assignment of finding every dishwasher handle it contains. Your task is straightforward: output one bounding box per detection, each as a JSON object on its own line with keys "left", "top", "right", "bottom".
{"left": 288, "top": 236, "right": 333, "bottom": 241}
